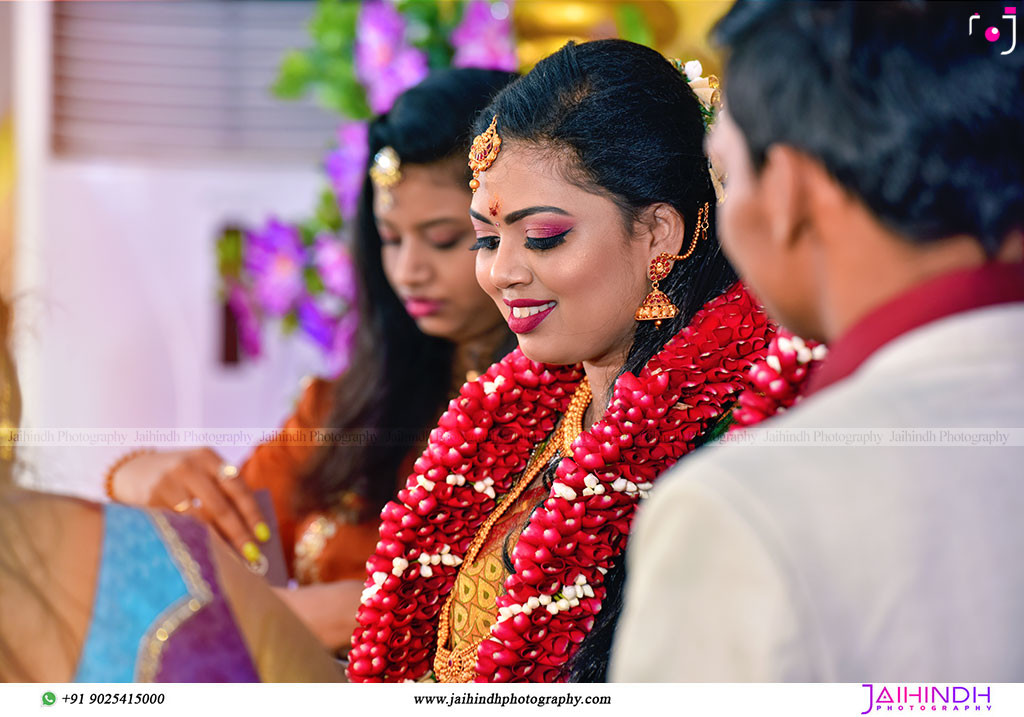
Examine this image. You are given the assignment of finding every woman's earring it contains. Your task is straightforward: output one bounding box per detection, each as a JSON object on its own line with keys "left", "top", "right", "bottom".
{"left": 634, "top": 202, "right": 710, "bottom": 328}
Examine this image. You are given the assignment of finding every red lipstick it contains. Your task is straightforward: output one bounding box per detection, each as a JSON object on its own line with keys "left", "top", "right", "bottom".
{"left": 503, "top": 298, "right": 557, "bottom": 334}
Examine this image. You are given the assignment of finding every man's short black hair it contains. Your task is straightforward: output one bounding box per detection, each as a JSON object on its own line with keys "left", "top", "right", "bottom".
{"left": 715, "top": 0, "right": 1024, "bottom": 254}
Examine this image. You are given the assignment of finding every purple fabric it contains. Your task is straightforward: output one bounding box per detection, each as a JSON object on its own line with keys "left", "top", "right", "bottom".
{"left": 155, "top": 514, "right": 261, "bottom": 682}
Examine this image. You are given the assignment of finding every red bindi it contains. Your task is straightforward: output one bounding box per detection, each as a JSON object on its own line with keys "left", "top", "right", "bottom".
{"left": 489, "top": 198, "right": 501, "bottom": 217}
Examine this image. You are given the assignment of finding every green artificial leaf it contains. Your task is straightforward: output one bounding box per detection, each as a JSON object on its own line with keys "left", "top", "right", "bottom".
{"left": 309, "top": 0, "right": 359, "bottom": 49}
{"left": 276, "top": 0, "right": 363, "bottom": 111}
{"left": 273, "top": 50, "right": 317, "bottom": 99}
{"left": 615, "top": 4, "right": 656, "bottom": 48}
{"left": 324, "top": 52, "right": 358, "bottom": 78}
{"left": 304, "top": 266, "right": 326, "bottom": 296}
{"left": 297, "top": 223, "right": 316, "bottom": 247}
{"left": 702, "top": 411, "right": 736, "bottom": 446}
{"left": 425, "top": 42, "right": 454, "bottom": 70}
{"left": 398, "top": 0, "right": 440, "bottom": 27}
{"left": 398, "top": 0, "right": 459, "bottom": 67}
{"left": 282, "top": 312, "right": 300, "bottom": 335}
{"left": 216, "top": 228, "right": 244, "bottom": 278}
{"left": 436, "top": 0, "right": 462, "bottom": 29}
{"left": 315, "top": 185, "right": 343, "bottom": 232}
{"left": 700, "top": 103, "right": 717, "bottom": 132}
{"left": 315, "top": 56, "right": 371, "bottom": 118}
{"left": 317, "top": 80, "right": 372, "bottom": 119}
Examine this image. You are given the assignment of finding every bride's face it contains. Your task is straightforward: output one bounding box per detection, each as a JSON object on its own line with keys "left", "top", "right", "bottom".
{"left": 470, "top": 144, "right": 651, "bottom": 368}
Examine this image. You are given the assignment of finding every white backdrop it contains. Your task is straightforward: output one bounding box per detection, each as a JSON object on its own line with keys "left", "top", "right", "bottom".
{"left": 20, "top": 160, "right": 328, "bottom": 499}
{"left": 0, "top": 4, "right": 10, "bottom": 118}
{"left": 12, "top": 3, "right": 333, "bottom": 499}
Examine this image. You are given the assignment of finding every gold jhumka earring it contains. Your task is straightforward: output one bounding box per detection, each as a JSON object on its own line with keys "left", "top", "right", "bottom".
{"left": 468, "top": 115, "right": 501, "bottom": 192}
{"left": 635, "top": 202, "right": 710, "bottom": 327}
{"left": 369, "top": 146, "right": 402, "bottom": 209}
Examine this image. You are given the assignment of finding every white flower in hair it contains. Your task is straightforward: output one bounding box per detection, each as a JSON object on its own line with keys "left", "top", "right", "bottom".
{"left": 671, "top": 57, "right": 720, "bottom": 115}
{"left": 673, "top": 57, "right": 727, "bottom": 205}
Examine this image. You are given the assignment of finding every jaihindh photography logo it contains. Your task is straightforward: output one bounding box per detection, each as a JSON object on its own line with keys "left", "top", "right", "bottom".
{"left": 970, "top": 7, "right": 1017, "bottom": 54}
{"left": 861, "top": 684, "right": 993, "bottom": 713}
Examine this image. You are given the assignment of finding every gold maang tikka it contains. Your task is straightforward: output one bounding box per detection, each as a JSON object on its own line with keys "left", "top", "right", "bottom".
{"left": 369, "top": 146, "right": 402, "bottom": 208}
{"left": 468, "top": 115, "right": 501, "bottom": 192}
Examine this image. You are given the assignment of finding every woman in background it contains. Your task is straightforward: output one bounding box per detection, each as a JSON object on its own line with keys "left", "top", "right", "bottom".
{"left": 0, "top": 303, "right": 342, "bottom": 682}
{"left": 107, "top": 68, "right": 517, "bottom": 649}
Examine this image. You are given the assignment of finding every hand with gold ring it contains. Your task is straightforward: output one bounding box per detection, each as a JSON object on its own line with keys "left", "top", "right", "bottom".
{"left": 172, "top": 497, "right": 202, "bottom": 513}
{"left": 112, "top": 448, "right": 271, "bottom": 567}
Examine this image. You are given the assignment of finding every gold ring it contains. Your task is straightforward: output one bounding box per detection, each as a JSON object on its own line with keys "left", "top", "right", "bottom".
{"left": 172, "top": 499, "right": 191, "bottom": 513}
{"left": 219, "top": 464, "right": 239, "bottom": 481}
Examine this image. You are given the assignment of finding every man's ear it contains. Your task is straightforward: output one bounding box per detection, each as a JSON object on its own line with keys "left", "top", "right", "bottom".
{"left": 760, "top": 145, "right": 813, "bottom": 251}
{"left": 997, "top": 230, "right": 1024, "bottom": 262}
{"left": 639, "top": 202, "right": 688, "bottom": 257}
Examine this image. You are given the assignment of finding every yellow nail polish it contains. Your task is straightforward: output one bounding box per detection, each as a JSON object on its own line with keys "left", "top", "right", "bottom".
{"left": 254, "top": 522, "right": 271, "bottom": 543}
{"left": 242, "top": 541, "right": 261, "bottom": 564}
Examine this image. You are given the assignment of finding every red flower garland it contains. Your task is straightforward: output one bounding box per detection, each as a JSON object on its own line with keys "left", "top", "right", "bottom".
{"left": 731, "top": 328, "right": 827, "bottom": 428}
{"left": 348, "top": 283, "right": 773, "bottom": 682}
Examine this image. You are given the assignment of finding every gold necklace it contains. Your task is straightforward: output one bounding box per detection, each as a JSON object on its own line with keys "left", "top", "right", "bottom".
{"left": 433, "top": 378, "right": 592, "bottom": 682}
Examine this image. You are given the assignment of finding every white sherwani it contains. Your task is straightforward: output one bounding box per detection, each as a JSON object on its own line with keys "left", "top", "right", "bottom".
{"left": 611, "top": 303, "right": 1024, "bottom": 681}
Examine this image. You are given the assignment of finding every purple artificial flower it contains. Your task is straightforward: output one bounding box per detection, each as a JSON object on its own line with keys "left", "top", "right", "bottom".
{"left": 324, "top": 122, "right": 369, "bottom": 220}
{"left": 227, "top": 283, "right": 262, "bottom": 358}
{"left": 354, "top": 1, "right": 429, "bottom": 113}
{"left": 325, "top": 308, "right": 359, "bottom": 378}
{"left": 313, "top": 234, "right": 359, "bottom": 304}
{"left": 296, "top": 295, "right": 336, "bottom": 351}
{"left": 450, "top": 0, "right": 517, "bottom": 72}
{"left": 244, "top": 218, "right": 306, "bottom": 317}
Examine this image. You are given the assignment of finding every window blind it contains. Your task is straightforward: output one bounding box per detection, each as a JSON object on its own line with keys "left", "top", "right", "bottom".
{"left": 52, "top": 1, "right": 337, "bottom": 162}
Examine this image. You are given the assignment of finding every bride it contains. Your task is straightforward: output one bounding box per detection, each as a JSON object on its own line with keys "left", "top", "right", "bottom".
{"left": 348, "top": 39, "right": 775, "bottom": 683}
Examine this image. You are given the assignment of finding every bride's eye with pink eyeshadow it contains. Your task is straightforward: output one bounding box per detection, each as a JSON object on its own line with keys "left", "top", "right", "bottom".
{"left": 470, "top": 222, "right": 500, "bottom": 251}
{"left": 470, "top": 234, "right": 500, "bottom": 252}
{"left": 525, "top": 224, "right": 573, "bottom": 251}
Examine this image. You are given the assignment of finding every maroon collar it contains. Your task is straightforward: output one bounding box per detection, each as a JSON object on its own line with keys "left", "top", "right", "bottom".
{"left": 806, "top": 262, "right": 1024, "bottom": 396}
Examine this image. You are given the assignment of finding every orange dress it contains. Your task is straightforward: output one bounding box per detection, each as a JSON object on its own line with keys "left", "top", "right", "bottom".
{"left": 240, "top": 378, "right": 395, "bottom": 584}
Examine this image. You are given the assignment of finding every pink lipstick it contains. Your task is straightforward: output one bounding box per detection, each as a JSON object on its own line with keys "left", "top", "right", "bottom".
{"left": 503, "top": 298, "right": 557, "bottom": 334}
{"left": 404, "top": 297, "right": 444, "bottom": 318}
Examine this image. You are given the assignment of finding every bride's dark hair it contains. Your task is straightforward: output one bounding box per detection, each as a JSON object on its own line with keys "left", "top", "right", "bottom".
{"left": 478, "top": 39, "right": 737, "bottom": 681}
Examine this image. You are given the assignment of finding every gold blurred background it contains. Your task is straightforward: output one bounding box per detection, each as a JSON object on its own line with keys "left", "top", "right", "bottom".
{"left": 514, "top": 0, "right": 731, "bottom": 73}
